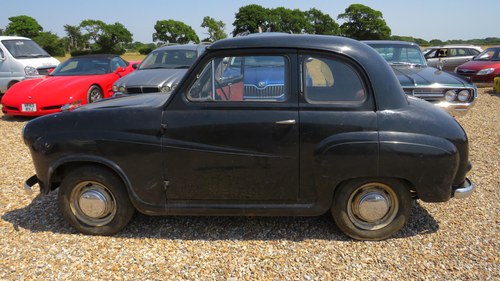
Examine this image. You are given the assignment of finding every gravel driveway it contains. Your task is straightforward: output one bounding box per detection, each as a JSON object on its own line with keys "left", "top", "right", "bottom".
{"left": 0, "top": 89, "right": 498, "bottom": 280}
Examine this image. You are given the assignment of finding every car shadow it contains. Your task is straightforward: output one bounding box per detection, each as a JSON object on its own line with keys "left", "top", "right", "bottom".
{"left": 2, "top": 191, "right": 439, "bottom": 241}
{"left": 486, "top": 88, "right": 500, "bottom": 97}
{"left": 0, "top": 115, "right": 34, "bottom": 122}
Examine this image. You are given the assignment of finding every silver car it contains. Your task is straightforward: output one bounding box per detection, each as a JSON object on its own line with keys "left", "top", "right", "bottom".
{"left": 424, "top": 45, "right": 482, "bottom": 72}
{"left": 112, "top": 43, "right": 208, "bottom": 95}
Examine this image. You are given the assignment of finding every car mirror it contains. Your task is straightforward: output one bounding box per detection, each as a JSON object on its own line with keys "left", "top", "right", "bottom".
{"left": 132, "top": 63, "right": 138, "bottom": 69}
{"left": 437, "top": 58, "right": 444, "bottom": 71}
{"left": 0, "top": 51, "right": 5, "bottom": 61}
{"left": 115, "top": 67, "right": 126, "bottom": 73}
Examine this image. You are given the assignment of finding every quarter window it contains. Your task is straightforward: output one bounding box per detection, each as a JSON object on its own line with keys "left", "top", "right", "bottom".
{"left": 304, "top": 56, "right": 366, "bottom": 104}
{"left": 187, "top": 55, "right": 287, "bottom": 102}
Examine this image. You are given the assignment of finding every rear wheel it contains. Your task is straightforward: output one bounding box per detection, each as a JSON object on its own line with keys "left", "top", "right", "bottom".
{"left": 331, "top": 178, "right": 412, "bottom": 240}
{"left": 58, "top": 166, "right": 135, "bottom": 235}
{"left": 87, "top": 85, "right": 103, "bottom": 103}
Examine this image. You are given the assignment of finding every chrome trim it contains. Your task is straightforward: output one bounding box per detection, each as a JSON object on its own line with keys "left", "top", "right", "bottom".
{"left": 453, "top": 178, "right": 475, "bottom": 199}
{"left": 275, "top": 119, "right": 296, "bottom": 125}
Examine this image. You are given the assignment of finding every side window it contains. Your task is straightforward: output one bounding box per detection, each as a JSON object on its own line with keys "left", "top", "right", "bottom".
{"left": 304, "top": 56, "right": 366, "bottom": 104}
{"left": 187, "top": 55, "right": 287, "bottom": 102}
{"left": 110, "top": 57, "right": 127, "bottom": 71}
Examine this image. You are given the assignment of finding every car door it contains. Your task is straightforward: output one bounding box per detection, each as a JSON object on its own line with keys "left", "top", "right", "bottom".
{"left": 297, "top": 52, "right": 378, "bottom": 203}
{"left": 161, "top": 50, "right": 299, "bottom": 202}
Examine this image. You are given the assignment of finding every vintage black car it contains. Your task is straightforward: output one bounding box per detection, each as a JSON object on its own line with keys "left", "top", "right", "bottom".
{"left": 23, "top": 34, "right": 475, "bottom": 240}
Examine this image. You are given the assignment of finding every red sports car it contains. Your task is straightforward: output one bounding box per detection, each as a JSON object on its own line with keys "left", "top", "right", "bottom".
{"left": 455, "top": 46, "right": 500, "bottom": 87}
{"left": 1, "top": 54, "right": 136, "bottom": 116}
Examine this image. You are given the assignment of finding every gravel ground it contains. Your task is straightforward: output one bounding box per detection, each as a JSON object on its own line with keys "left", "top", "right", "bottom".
{"left": 0, "top": 89, "right": 498, "bottom": 280}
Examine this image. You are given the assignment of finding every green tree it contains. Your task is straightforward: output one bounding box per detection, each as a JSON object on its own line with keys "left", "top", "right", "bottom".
{"left": 153, "top": 20, "right": 199, "bottom": 44}
{"left": 4, "top": 15, "right": 43, "bottom": 38}
{"left": 338, "top": 4, "right": 391, "bottom": 40}
{"left": 305, "top": 8, "right": 339, "bottom": 35}
{"left": 97, "top": 22, "right": 133, "bottom": 54}
{"left": 79, "top": 19, "right": 106, "bottom": 44}
{"left": 269, "top": 7, "right": 309, "bottom": 34}
{"left": 232, "top": 4, "right": 270, "bottom": 36}
{"left": 201, "top": 16, "right": 227, "bottom": 42}
{"left": 64, "top": 24, "right": 85, "bottom": 51}
{"left": 33, "top": 31, "right": 65, "bottom": 56}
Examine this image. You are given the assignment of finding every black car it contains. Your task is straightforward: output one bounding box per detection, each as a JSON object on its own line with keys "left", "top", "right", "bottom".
{"left": 23, "top": 34, "right": 474, "bottom": 240}
{"left": 364, "top": 41, "right": 477, "bottom": 116}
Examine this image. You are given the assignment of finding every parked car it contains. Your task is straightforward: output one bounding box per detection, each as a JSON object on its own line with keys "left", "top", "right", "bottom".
{"left": 455, "top": 46, "right": 500, "bottom": 86}
{"left": 1, "top": 54, "right": 136, "bottom": 116}
{"left": 364, "top": 41, "right": 477, "bottom": 116}
{"left": 112, "top": 43, "right": 207, "bottom": 96}
{"left": 23, "top": 34, "right": 474, "bottom": 241}
{"left": 0, "top": 36, "right": 60, "bottom": 98}
{"left": 424, "top": 45, "right": 482, "bottom": 71}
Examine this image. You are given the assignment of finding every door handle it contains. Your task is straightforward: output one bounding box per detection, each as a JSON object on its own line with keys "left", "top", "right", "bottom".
{"left": 275, "top": 119, "right": 296, "bottom": 125}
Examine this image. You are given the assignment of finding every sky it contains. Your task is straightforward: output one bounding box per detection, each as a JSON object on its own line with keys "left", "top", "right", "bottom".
{"left": 1, "top": 0, "right": 499, "bottom": 43}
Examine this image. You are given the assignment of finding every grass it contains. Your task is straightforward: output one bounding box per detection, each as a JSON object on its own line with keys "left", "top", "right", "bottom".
{"left": 54, "top": 52, "right": 146, "bottom": 63}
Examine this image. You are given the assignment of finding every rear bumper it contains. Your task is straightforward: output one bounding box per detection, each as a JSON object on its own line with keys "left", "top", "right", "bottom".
{"left": 452, "top": 178, "right": 475, "bottom": 199}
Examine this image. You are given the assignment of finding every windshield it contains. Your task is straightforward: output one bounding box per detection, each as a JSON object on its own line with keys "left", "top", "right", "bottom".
{"left": 51, "top": 58, "right": 111, "bottom": 76}
{"left": 1, "top": 39, "right": 51, "bottom": 58}
{"left": 369, "top": 44, "right": 426, "bottom": 66}
{"left": 139, "top": 49, "right": 197, "bottom": 70}
{"left": 473, "top": 47, "right": 500, "bottom": 61}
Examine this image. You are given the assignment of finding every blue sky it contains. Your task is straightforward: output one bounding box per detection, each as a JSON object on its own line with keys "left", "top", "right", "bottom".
{"left": 1, "top": 0, "right": 498, "bottom": 43}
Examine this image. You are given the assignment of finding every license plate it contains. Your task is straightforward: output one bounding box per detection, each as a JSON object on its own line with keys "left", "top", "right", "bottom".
{"left": 21, "top": 103, "right": 37, "bottom": 112}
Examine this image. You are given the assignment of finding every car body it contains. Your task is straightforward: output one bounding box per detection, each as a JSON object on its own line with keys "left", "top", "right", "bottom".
{"left": 112, "top": 43, "right": 208, "bottom": 96}
{"left": 365, "top": 41, "right": 477, "bottom": 116}
{"left": 1, "top": 54, "right": 135, "bottom": 116}
{"left": 455, "top": 46, "right": 500, "bottom": 87}
{"left": 424, "top": 45, "right": 482, "bottom": 72}
{"left": 23, "top": 34, "right": 474, "bottom": 241}
{"left": 0, "top": 36, "right": 60, "bottom": 96}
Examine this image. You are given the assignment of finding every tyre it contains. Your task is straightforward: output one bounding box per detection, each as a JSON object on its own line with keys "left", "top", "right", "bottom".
{"left": 58, "top": 166, "right": 135, "bottom": 235}
{"left": 331, "top": 178, "right": 412, "bottom": 241}
{"left": 87, "top": 85, "right": 103, "bottom": 103}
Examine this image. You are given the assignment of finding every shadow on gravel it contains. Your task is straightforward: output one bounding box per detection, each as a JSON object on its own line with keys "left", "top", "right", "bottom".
{"left": 3, "top": 191, "right": 439, "bottom": 241}
{"left": 0, "top": 115, "right": 34, "bottom": 122}
{"left": 485, "top": 89, "right": 500, "bottom": 98}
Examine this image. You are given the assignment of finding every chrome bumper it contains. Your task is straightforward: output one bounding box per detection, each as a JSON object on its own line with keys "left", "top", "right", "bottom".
{"left": 453, "top": 178, "right": 475, "bottom": 199}
{"left": 24, "top": 175, "right": 39, "bottom": 195}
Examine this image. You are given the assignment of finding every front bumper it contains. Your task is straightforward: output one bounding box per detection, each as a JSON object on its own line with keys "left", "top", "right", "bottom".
{"left": 452, "top": 178, "right": 475, "bottom": 199}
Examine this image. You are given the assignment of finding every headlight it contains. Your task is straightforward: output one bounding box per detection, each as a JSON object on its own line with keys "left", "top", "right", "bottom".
{"left": 444, "top": 90, "right": 457, "bottom": 102}
{"left": 24, "top": 66, "right": 39, "bottom": 77}
{"left": 112, "top": 85, "right": 119, "bottom": 92}
{"left": 477, "top": 68, "right": 494, "bottom": 75}
{"left": 457, "top": 90, "right": 470, "bottom": 102}
{"left": 160, "top": 85, "right": 171, "bottom": 92}
{"left": 119, "top": 86, "right": 127, "bottom": 93}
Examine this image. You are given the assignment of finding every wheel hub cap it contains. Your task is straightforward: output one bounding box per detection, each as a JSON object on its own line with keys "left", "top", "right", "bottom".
{"left": 78, "top": 189, "right": 112, "bottom": 219}
{"left": 356, "top": 192, "right": 390, "bottom": 222}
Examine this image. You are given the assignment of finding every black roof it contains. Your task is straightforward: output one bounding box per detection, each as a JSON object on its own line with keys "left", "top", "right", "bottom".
{"left": 69, "top": 54, "right": 121, "bottom": 60}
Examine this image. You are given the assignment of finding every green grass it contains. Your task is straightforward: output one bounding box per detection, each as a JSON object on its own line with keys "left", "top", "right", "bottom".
{"left": 54, "top": 52, "right": 146, "bottom": 63}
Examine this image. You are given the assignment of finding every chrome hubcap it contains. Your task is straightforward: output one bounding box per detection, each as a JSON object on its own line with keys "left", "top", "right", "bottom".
{"left": 70, "top": 181, "right": 116, "bottom": 226}
{"left": 347, "top": 183, "right": 399, "bottom": 230}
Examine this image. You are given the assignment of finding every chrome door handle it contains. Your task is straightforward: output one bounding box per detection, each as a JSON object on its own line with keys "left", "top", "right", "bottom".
{"left": 275, "top": 119, "right": 296, "bottom": 125}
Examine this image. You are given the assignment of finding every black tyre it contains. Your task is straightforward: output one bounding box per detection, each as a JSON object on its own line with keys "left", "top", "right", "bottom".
{"left": 331, "top": 178, "right": 412, "bottom": 241}
{"left": 87, "top": 85, "right": 103, "bottom": 103}
{"left": 58, "top": 166, "right": 135, "bottom": 235}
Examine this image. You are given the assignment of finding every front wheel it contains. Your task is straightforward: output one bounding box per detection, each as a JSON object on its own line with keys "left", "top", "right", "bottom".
{"left": 87, "top": 85, "right": 103, "bottom": 103}
{"left": 58, "top": 166, "right": 135, "bottom": 235}
{"left": 331, "top": 178, "right": 412, "bottom": 240}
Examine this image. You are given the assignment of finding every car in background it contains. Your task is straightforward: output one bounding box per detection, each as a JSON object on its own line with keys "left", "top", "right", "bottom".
{"left": 23, "top": 34, "right": 474, "bottom": 241}
{"left": 455, "top": 46, "right": 500, "bottom": 87}
{"left": 112, "top": 43, "right": 207, "bottom": 96}
{"left": 1, "top": 54, "right": 135, "bottom": 116}
{"left": 424, "top": 45, "right": 482, "bottom": 72}
{"left": 0, "top": 36, "right": 60, "bottom": 98}
{"left": 364, "top": 40, "right": 477, "bottom": 116}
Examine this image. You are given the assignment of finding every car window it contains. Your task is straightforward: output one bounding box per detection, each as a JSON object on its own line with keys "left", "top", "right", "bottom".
{"left": 303, "top": 56, "right": 366, "bottom": 104}
{"left": 187, "top": 55, "right": 288, "bottom": 102}
{"left": 140, "top": 49, "right": 198, "bottom": 70}
{"left": 370, "top": 45, "right": 426, "bottom": 65}
{"left": 110, "top": 57, "right": 127, "bottom": 71}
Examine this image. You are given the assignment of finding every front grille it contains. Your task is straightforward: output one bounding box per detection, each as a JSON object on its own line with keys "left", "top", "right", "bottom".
{"left": 126, "top": 86, "right": 160, "bottom": 94}
{"left": 244, "top": 84, "right": 284, "bottom": 100}
{"left": 404, "top": 88, "right": 445, "bottom": 101}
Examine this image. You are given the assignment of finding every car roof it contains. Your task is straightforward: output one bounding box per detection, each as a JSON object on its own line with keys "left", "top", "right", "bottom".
{"left": 426, "top": 45, "right": 483, "bottom": 50}
{"left": 69, "top": 54, "right": 120, "bottom": 60}
{"left": 362, "top": 40, "right": 421, "bottom": 48}
{"left": 154, "top": 43, "right": 209, "bottom": 53}
{"left": 0, "top": 36, "right": 32, "bottom": 40}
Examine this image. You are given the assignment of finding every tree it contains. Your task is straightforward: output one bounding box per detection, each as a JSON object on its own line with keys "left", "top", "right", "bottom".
{"left": 305, "top": 8, "right": 339, "bottom": 35}
{"left": 64, "top": 24, "right": 85, "bottom": 51}
{"left": 232, "top": 4, "right": 270, "bottom": 36}
{"left": 4, "top": 15, "right": 43, "bottom": 38}
{"left": 79, "top": 19, "right": 106, "bottom": 44}
{"left": 97, "top": 22, "right": 133, "bottom": 54}
{"left": 33, "top": 32, "right": 65, "bottom": 56}
{"left": 269, "top": 7, "right": 309, "bottom": 34}
{"left": 338, "top": 4, "right": 391, "bottom": 40}
{"left": 153, "top": 20, "right": 199, "bottom": 44}
{"left": 73, "top": 20, "right": 133, "bottom": 55}
{"left": 201, "top": 16, "right": 227, "bottom": 42}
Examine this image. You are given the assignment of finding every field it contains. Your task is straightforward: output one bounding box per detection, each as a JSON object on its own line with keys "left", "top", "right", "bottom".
{"left": 0, "top": 89, "right": 498, "bottom": 279}
{"left": 55, "top": 52, "right": 146, "bottom": 63}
